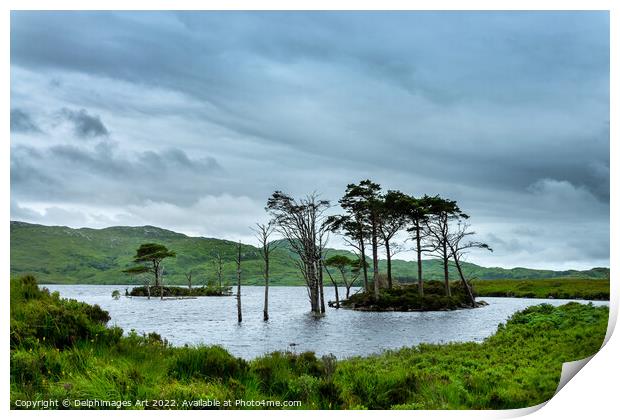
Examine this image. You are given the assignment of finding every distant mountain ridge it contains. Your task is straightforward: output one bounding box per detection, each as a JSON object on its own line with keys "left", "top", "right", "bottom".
{"left": 10, "top": 221, "right": 609, "bottom": 285}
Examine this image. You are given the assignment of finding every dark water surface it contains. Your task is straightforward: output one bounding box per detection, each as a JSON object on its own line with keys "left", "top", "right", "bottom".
{"left": 45, "top": 284, "right": 608, "bottom": 359}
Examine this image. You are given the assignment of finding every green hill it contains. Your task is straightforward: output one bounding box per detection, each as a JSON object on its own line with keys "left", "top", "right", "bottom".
{"left": 10, "top": 221, "right": 609, "bottom": 285}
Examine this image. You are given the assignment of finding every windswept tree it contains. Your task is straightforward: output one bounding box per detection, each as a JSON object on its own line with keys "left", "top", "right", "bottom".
{"left": 126, "top": 243, "right": 176, "bottom": 288}
{"left": 339, "top": 180, "right": 383, "bottom": 300}
{"left": 447, "top": 221, "right": 493, "bottom": 306}
{"left": 424, "top": 197, "right": 468, "bottom": 296}
{"left": 267, "top": 191, "right": 330, "bottom": 315}
{"left": 379, "top": 190, "right": 410, "bottom": 289}
{"left": 252, "top": 221, "right": 278, "bottom": 321}
{"left": 324, "top": 254, "right": 362, "bottom": 300}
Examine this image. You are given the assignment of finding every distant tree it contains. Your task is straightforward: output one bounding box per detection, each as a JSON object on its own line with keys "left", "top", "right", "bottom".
{"left": 185, "top": 270, "right": 192, "bottom": 290}
{"left": 185, "top": 271, "right": 193, "bottom": 290}
{"left": 252, "top": 221, "right": 278, "bottom": 321}
{"left": 158, "top": 264, "right": 166, "bottom": 300}
{"left": 235, "top": 241, "right": 242, "bottom": 323}
{"left": 324, "top": 254, "right": 362, "bottom": 300}
{"left": 267, "top": 191, "right": 330, "bottom": 315}
{"left": 447, "top": 221, "right": 493, "bottom": 306}
{"left": 127, "top": 243, "right": 176, "bottom": 288}
{"left": 213, "top": 253, "right": 224, "bottom": 289}
{"left": 111, "top": 290, "right": 121, "bottom": 300}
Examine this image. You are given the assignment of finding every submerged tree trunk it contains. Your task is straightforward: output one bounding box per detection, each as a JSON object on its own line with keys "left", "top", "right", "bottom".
{"left": 263, "top": 257, "right": 269, "bottom": 321}
{"left": 236, "top": 242, "right": 242, "bottom": 323}
{"left": 318, "top": 260, "right": 326, "bottom": 314}
{"left": 307, "top": 260, "right": 320, "bottom": 315}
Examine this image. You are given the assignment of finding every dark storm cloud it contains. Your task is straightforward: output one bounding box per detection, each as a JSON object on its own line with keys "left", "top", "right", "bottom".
{"left": 61, "top": 108, "right": 109, "bottom": 138}
{"left": 11, "top": 142, "right": 222, "bottom": 206}
{"left": 9, "top": 11, "right": 609, "bottom": 269}
{"left": 10, "top": 108, "right": 41, "bottom": 133}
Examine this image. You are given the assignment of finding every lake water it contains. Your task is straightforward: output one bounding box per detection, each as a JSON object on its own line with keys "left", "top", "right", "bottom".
{"left": 44, "top": 284, "right": 608, "bottom": 360}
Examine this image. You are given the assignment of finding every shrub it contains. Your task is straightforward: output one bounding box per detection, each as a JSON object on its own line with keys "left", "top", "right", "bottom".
{"left": 10, "top": 276, "right": 119, "bottom": 349}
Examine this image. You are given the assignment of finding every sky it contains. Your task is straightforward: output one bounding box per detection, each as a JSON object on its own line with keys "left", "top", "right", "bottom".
{"left": 10, "top": 11, "right": 609, "bottom": 270}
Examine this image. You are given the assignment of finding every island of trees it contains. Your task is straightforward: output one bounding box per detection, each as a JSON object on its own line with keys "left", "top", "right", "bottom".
{"left": 266, "top": 179, "right": 491, "bottom": 314}
{"left": 119, "top": 179, "right": 492, "bottom": 317}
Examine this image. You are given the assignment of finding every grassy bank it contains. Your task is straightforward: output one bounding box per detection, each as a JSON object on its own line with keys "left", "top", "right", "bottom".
{"left": 11, "top": 276, "right": 608, "bottom": 410}
{"left": 471, "top": 278, "right": 609, "bottom": 300}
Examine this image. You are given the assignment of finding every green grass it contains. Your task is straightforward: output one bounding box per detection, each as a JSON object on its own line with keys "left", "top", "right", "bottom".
{"left": 11, "top": 276, "right": 608, "bottom": 410}
{"left": 10, "top": 221, "right": 610, "bottom": 285}
{"left": 472, "top": 278, "right": 610, "bottom": 300}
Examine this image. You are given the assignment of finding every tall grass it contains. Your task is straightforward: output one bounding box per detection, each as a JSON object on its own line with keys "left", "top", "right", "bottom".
{"left": 10, "top": 276, "right": 608, "bottom": 409}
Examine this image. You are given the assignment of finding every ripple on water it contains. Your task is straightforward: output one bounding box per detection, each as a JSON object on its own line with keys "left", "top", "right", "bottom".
{"left": 44, "top": 284, "right": 608, "bottom": 359}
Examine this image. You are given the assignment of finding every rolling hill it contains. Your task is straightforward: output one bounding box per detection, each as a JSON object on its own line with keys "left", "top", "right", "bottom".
{"left": 10, "top": 221, "right": 609, "bottom": 285}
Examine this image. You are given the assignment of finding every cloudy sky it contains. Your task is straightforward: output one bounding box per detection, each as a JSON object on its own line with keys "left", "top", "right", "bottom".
{"left": 10, "top": 11, "right": 609, "bottom": 270}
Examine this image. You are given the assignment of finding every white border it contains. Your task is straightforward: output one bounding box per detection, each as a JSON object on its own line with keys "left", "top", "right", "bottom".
{"left": 2, "top": 2, "right": 616, "bottom": 419}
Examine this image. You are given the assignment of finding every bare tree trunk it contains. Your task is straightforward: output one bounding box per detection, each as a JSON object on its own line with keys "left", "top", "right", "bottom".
{"left": 318, "top": 260, "right": 326, "bottom": 313}
{"left": 160, "top": 266, "right": 164, "bottom": 300}
{"left": 324, "top": 265, "right": 340, "bottom": 309}
{"left": 372, "top": 219, "right": 380, "bottom": 300}
{"left": 340, "top": 269, "right": 351, "bottom": 299}
{"left": 453, "top": 254, "right": 476, "bottom": 307}
{"left": 306, "top": 261, "right": 319, "bottom": 314}
{"left": 217, "top": 254, "right": 223, "bottom": 290}
{"left": 236, "top": 242, "right": 242, "bottom": 323}
{"left": 153, "top": 261, "right": 160, "bottom": 287}
{"left": 442, "top": 242, "right": 451, "bottom": 297}
{"left": 415, "top": 223, "right": 423, "bottom": 296}
{"left": 359, "top": 236, "right": 369, "bottom": 291}
{"left": 263, "top": 256, "right": 269, "bottom": 321}
{"left": 385, "top": 240, "right": 393, "bottom": 289}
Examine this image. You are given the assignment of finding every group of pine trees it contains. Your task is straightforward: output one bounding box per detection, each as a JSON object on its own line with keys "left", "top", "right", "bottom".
{"left": 265, "top": 179, "right": 491, "bottom": 315}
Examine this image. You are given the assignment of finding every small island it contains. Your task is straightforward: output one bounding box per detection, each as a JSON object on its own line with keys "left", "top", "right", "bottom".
{"left": 127, "top": 285, "right": 233, "bottom": 298}
{"left": 336, "top": 280, "right": 486, "bottom": 312}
